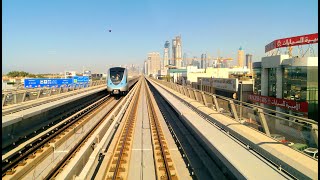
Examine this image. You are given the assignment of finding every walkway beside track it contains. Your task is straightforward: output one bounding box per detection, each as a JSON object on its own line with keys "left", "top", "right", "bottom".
{"left": 148, "top": 78, "right": 293, "bottom": 180}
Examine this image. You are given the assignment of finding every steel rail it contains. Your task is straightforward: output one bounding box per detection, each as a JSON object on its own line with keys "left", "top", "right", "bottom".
{"left": 46, "top": 97, "right": 124, "bottom": 179}
{"left": 145, "top": 79, "right": 177, "bottom": 180}
{"left": 112, "top": 84, "right": 141, "bottom": 180}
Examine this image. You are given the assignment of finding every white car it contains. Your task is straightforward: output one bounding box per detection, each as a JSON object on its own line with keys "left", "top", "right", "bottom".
{"left": 303, "top": 148, "right": 318, "bottom": 159}
{"left": 270, "top": 134, "right": 286, "bottom": 141}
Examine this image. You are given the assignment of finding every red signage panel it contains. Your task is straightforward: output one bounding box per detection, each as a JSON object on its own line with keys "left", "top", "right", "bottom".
{"left": 265, "top": 33, "right": 318, "bottom": 52}
{"left": 248, "top": 94, "right": 308, "bottom": 112}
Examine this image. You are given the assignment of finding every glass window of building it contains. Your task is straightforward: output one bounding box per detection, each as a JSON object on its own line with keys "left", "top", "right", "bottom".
{"left": 282, "top": 66, "right": 307, "bottom": 102}
{"left": 253, "top": 68, "right": 261, "bottom": 95}
{"left": 282, "top": 66, "right": 318, "bottom": 121}
{"left": 268, "top": 68, "right": 277, "bottom": 97}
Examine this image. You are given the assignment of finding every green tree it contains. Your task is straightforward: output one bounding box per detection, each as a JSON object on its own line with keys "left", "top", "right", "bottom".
{"left": 7, "top": 71, "right": 30, "bottom": 77}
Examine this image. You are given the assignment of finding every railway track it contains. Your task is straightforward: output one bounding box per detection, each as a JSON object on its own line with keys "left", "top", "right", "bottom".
{"left": 2, "top": 94, "right": 117, "bottom": 179}
{"left": 145, "top": 80, "right": 178, "bottom": 180}
{"left": 2, "top": 93, "right": 106, "bottom": 154}
{"left": 104, "top": 80, "right": 141, "bottom": 180}
{"left": 147, "top": 79, "right": 228, "bottom": 179}
{"left": 104, "top": 79, "right": 178, "bottom": 180}
{"left": 45, "top": 95, "right": 125, "bottom": 179}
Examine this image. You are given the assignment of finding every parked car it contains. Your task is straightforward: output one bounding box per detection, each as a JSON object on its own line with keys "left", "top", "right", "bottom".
{"left": 291, "top": 143, "right": 308, "bottom": 151}
{"left": 303, "top": 148, "right": 318, "bottom": 159}
{"left": 283, "top": 141, "right": 295, "bottom": 147}
{"left": 270, "top": 134, "right": 286, "bottom": 142}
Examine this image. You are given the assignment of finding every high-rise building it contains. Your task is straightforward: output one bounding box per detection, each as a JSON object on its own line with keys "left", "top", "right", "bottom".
{"left": 238, "top": 46, "right": 244, "bottom": 68}
{"left": 246, "top": 54, "right": 253, "bottom": 71}
{"left": 144, "top": 60, "right": 148, "bottom": 75}
{"left": 147, "top": 52, "right": 161, "bottom": 76}
{"left": 200, "top": 53, "right": 207, "bottom": 69}
{"left": 172, "top": 39, "right": 176, "bottom": 66}
{"left": 183, "top": 53, "right": 188, "bottom": 67}
{"left": 163, "top": 41, "right": 170, "bottom": 70}
{"left": 171, "top": 35, "right": 182, "bottom": 68}
{"left": 175, "top": 35, "right": 182, "bottom": 68}
{"left": 192, "top": 56, "right": 200, "bottom": 68}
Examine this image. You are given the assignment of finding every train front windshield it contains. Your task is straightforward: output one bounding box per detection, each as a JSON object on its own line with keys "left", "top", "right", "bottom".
{"left": 110, "top": 68, "right": 125, "bottom": 85}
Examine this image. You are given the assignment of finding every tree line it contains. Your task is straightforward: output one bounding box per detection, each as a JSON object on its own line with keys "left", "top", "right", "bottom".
{"left": 6, "top": 71, "right": 45, "bottom": 78}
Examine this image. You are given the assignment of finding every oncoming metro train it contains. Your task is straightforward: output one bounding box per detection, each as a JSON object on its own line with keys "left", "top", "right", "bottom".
{"left": 107, "top": 67, "right": 128, "bottom": 95}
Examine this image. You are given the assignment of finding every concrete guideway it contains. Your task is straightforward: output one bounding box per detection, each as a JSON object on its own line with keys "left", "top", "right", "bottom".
{"left": 2, "top": 86, "right": 107, "bottom": 151}
{"left": 150, "top": 78, "right": 318, "bottom": 179}
{"left": 148, "top": 78, "right": 299, "bottom": 180}
{"left": 2, "top": 79, "right": 140, "bottom": 180}
{"left": 2, "top": 95, "right": 117, "bottom": 180}
{"left": 2, "top": 85, "right": 108, "bottom": 128}
{"left": 2, "top": 95, "right": 110, "bottom": 161}
{"left": 127, "top": 79, "right": 156, "bottom": 180}
{"left": 2, "top": 81, "right": 106, "bottom": 112}
{"left": 2, "top": 78, "right": 139, "bottom": 153}
{"left": 54, "top": 78, "right": 141, "bottom": 180}
{"left": 66, "top": 78, "right": 190, "bottom": 180}
{"left": 104, "top": 78, "right": 142, "bottom": 179}
{"left": 143, "top": 79, "right": 191, "bottom": 180}
{"left": 147, "top": 80, "right": 228, "bottom": 180}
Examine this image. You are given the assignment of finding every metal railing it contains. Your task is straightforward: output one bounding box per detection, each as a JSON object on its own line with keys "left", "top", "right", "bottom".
{"left": 2, "top": 80, "right": 106, "bottom": 108}
{"left": 154, "top": 79, "right": 318, "bottom": 159}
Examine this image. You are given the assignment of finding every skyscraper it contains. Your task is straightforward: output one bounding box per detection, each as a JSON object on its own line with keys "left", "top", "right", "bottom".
{"left": 200, "top": 53, "right": 207, "bottom": 69}
{"left": 238, "top": 46, "right": 244, "bottom": 68}
{"left": 147, "top": 52, "right": 161, "bottom": 76}
{"left": 163, "top": 41, "right": 170, "bottom": 70}
{"left": 183, "top": 53, "right": 188, "bottom": 67}
{"left": 172, "top": 39, "right": 176, "bottom": 66}
{"left": 171, "top": 35, "right": 182, "bottom": 68}
{"left": 192, "top": 56, "right": 200, "bottom": 68}
{"left": 175, "top": 35, "right": 182, "bottom": 68}
{"left": 246, "top": 54, "right": 253, "bottom": 71}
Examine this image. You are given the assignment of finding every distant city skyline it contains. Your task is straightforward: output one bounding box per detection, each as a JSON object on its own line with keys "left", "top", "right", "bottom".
{"left": 2, "top": 0, "right": 318, "bottom": 74}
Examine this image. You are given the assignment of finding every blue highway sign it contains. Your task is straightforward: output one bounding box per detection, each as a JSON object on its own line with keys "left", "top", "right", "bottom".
{"left": 72, "top": 76, "right": 90, "bottom": 84}
{"left": 24, "top": 78, "right": 73, "bottom": 88}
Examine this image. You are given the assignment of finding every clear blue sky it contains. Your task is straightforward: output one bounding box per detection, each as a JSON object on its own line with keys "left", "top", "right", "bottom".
{"left": 2, "top": 0, "right": 318, "bottom": 74}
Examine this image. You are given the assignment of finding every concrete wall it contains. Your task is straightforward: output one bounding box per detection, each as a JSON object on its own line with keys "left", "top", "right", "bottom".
{"left": 261, "top": 55, "right": 289, "bottom": 68}
{"left": 187, "top": 66, "right": 205, "bottom": 73}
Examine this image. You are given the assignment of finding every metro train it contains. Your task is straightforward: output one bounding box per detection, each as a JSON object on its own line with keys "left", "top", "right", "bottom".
{"left": 107, "top": 67, "right": 128, "bottom": 95}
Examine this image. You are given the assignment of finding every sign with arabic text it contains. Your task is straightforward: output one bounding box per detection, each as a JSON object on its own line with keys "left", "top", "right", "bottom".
{"left": 265, "top": 33, "right": 318, "bottom": 52}
{"left": 197, "top": 77, "right": 238, "bottom": 92}
{"left": 248, "top": 94, "right": 308, "bottom": 112}
{"left": 72, "top": 76, "right": 89, "bottom": 84}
